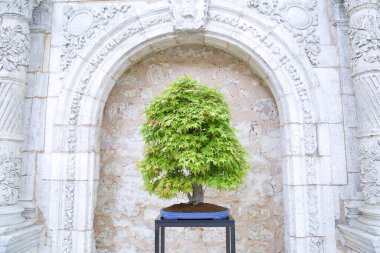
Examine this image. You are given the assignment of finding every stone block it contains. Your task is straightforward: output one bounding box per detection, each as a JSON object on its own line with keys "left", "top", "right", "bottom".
{"left": 282, "top": 124, "right": 305, "bottom": 156}
{"left": 28, "top": 33, "right": 45, "bottom": 72}
{"left": 23, "top": 98, "right": 46, "bottom": 152}
{"left": 317, "top": 123, "right": 331, "bottom": 156}
{"left": 315, "top": 68, "right": 343, "bottom": 123}
{"left": 329, "top": 124, "right": 347, "bottom": 185}
{"left": 317, "top": 45, "right": 339, "bottom": 68}
{"left": 26, "top": 72, "right": 49, "bottom": 98}
{"left": 342, "top": 95, "right": 358, "bottom": 128}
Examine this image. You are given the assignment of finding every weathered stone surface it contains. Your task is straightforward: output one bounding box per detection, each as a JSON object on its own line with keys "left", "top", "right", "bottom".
{"left": 94, "top": 45, "right": 284, "bottom": 253}
{"left": 0, "top": 0, "right": 366, "bottom": 252}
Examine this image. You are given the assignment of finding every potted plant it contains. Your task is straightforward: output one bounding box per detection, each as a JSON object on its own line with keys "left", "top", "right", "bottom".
{"left": 139, "top": 75, "right": 250, "bottom": 219}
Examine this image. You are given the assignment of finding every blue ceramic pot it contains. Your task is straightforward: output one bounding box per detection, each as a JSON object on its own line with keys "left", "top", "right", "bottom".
{"left": 160, "top": 209, "right": 230, "bottom": 220}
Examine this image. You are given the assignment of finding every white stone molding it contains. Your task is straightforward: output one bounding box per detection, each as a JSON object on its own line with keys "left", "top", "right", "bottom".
{"left": 169, "top": 0, "right": 210, "bottom": 31}
{"left": 60, "top": 4, "right": 132, "bottom": 72}
{"left": 340, "top": 2, "right": 380, "bottom": 252}
{"left": 247, "top": 0, "right": 320, "bottom": 66}
{"left": 0, "top": 2, "right": 44, "bottom": 252}
{"left": 46, "top": 2, "right": 337, "bottom": 252}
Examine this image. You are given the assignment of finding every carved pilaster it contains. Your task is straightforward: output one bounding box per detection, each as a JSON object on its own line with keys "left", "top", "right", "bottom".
{"left": 340, "top": 2, "right": 380, "bottom": 252}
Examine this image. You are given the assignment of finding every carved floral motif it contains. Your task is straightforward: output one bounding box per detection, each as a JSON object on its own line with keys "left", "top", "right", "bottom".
{"left": 0, "top": 25, "right": 30, "bottom": 72}
{"left": 359, "top": 139, "right": 380, "bottom": 204}
{"left": 308, "top": 187, "right": 320, "bottom": 235}
{"left": 0, "top": 153, "right": 22, "bottom": 206}
{"left": 247, "top": 0, "right": 320, "bottom": 65}
{"left": 348, "top": 11, "right": 380, "bottom": 64}
{"left": 169, "top": 0, "right": 209, "bottom": 31}
{"left": 61, "top": 5, "right": 131, "bottom": 71}
{"left": 310, "top": 237, "right": 322, "bottom": 252}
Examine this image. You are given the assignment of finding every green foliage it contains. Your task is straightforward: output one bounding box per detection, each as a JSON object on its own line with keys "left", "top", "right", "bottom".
{"left": 139, "top": 75, "right": 250, "bottom": 199}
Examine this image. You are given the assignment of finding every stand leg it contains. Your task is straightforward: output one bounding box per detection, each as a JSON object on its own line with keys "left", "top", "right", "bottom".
{"left": 226, "top": 227, "right": 231, "bottom": 253}
{"left": 155, "top": 224, "right": 159, "bottom": 253}
{"left": 231, "top": 225, "right": 236, "bottom": 253}
{"left": 161, "top": 226, "right": 165, "bottom": 253}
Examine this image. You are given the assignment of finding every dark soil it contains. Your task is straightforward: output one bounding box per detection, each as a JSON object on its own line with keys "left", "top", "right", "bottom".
{"left": 162, "top": 203, "right": 228, "bottom": 213}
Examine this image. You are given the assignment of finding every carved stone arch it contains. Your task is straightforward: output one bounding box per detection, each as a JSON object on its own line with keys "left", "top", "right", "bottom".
{"left": 50, "top": 4, "right": 334, "bottom": 253}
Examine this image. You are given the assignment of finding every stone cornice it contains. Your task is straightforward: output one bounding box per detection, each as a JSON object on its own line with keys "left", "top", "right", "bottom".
{"left": 0, "top": 0, "right": 42, "bottom": 20}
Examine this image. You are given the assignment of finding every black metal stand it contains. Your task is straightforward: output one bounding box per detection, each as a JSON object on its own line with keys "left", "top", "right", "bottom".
{"left": 154, "top": 215, "right": 236, "bottom": 253}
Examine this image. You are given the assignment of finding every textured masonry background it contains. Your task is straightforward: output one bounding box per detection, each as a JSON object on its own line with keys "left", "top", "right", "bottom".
{"left": 95, "top": 45, "right": 284, "bottom": 253}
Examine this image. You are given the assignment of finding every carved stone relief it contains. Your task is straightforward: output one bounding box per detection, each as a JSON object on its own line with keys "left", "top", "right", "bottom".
{"left": 0, "top": 81, "right": 24, "bottom": 137}
{"left": 169, "top": 0, "right": 210, "bottom": 31}
{"left": 0, "top": 0, "right": 42, "bottom": 18}
{"left": 359, "top": 138, "right": 380, "bottom": 204}
{"left": 0, "top": 153, "right": 22, "bottom": 206}
{"left": 62, "top": 12, "right": 172, "bottom": 252}
{"left": 344, "top": 0, "right": 378, "bottom": 13}
{"left": 61, "top": 5, "right": 132, "bottom": 71}
{"left": 0, "top": 25, "right": 30, "bottom": 72}
{"left": 247, "top": 0, "right": 320, "bottom": 65}
{"left": 348, "top": 9, "right": 380, "bottom": 65}
{"left": 208, "top": 12, "right": 315, "bottom": 123}
{"left": 353, "top": 72, "right": 380, "bottom": 133}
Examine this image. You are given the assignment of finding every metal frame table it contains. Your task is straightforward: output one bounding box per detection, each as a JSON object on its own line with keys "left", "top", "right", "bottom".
{"left": 154, "top": 215, "right": 236, "bottom": 253}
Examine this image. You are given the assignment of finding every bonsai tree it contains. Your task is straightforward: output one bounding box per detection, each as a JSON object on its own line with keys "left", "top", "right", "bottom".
{"left": 139, "top": 75, "right": 249, "bottom": 205}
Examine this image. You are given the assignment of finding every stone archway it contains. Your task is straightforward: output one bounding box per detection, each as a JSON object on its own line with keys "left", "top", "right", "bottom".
{"left": 95, "top": 44, "right": 285, "bottom": 252}
{"left": 47, "top": 3, "right": 335, "bottom": 252}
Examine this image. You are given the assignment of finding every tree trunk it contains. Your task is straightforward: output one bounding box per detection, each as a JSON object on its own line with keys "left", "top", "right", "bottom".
{"left": 187, "top": 183, "right": 204, "bottom": 205}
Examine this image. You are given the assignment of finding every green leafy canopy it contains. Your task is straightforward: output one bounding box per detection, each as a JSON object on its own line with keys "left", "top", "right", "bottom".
{"left": 139, "top": 75, "right": 250, "bottom": 199}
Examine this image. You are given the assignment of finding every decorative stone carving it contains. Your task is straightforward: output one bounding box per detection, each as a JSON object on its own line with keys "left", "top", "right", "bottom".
{"left": 208, "top": 12, "right": 314, "bottom": 123}
{"left": 0, "top": 0, "right": 42, "bottom": 18}
{"left": 353, "top": 73, "right": 380, "bottom": 134}
{"left": 304, "top": 124, "right": 317, "bottom": 155}
{"left": 359, "top": 138, "right": 380, "bottom": 204}
{"left": 0, "top": 25, "right": 30, "bottom": 72}
{"left": 0, "top": 81, "right": 24, "bottom": 137}
{"left": 62, "top": 182, "right": 74, "bottom": 253}
{"left": 344, "top": 0, "right": 378, "bottom": 13}
{"left": 306, "top": 157, "right": 317, "bottom": 184}
{"left": 308, "top": 186, "right": 320, "bottom": 236}
{"left": 310, "top": 237, "right": 322, "bottom": 253}
{"left": 61, "top": 5, "right": 132, "bottom": 71}
{"left": 169, "top": 0, "right": 210, "bottom": 31}
{"left": 63, "top": 13, "right": 172, "bottom": 251}
{"left": 348, "top": 10, "right": 380, "bottom": 64}
{"left": 247, "top": 0, "right": 320, "bottom": 66}
{"left": 0, "top": 153, "right": 22, "bottom": 206}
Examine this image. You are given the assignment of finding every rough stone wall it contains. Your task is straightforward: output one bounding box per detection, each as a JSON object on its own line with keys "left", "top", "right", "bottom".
{"left": 94, "top": 45, "right": 284, "bottom": 253}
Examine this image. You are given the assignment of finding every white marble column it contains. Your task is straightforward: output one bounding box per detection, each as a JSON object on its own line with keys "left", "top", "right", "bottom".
{"left": 340, "top": 1, "right": 380, "bottom": 252}
{"left": 0, "top": 1, "right": 43, "bottom": 252}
